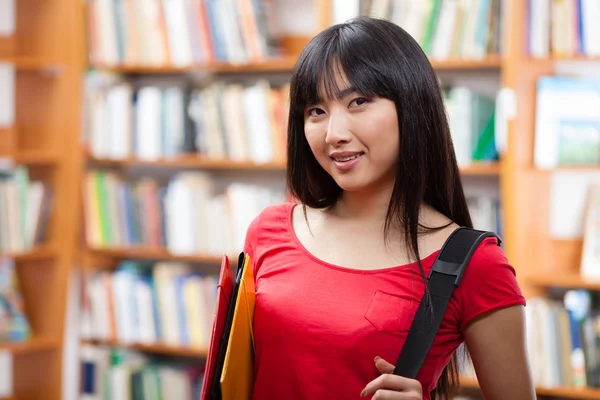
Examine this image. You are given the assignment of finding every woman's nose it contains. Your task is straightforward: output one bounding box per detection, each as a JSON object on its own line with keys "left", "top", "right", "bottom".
{"left": 325, "top": 114, "right": 351, "bottom": 145}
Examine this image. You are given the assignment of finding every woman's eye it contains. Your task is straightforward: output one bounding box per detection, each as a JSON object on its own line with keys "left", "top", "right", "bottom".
{"left": 350, "top": 97, "right": 369, "bottom": 107}
{"left": 307, "top": 108, "right": 325, "bottom": 117}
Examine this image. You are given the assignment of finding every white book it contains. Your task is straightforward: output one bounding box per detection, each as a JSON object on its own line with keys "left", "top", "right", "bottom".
{"left": 0, "top": 350, "right": 12, "bottom": 398}
{"left": 107, "top": 84, "right": 132, "bottom": 159}
{"left": 163, "top": 0, "right": 193, "bottom": 66}
{"left": 333, "top": 0, "right": 359, "bottom": 24}
{"left": 446, "top": 87, "right": 473, "bottom": 167}
{"left": 97, "top": 0, "right": 120, "bottom": 65}
{"left": 165, "top": 177, "right": 196, "bottom": 254}
{"left": 135, "top": 87, "right": 163, "bottom": 160}
{"left": 111, "top": 270, "right": 136, "bottom": 343}
{"left": 0, "top": 0, "right": 15, "bottom": 36}
{"left": 0, "top": 63, "right": 15, "bottom": 128}
{"left": 580, "top": 183, "right": 600, "bottom": 280}
{"left": 581, "top": 0, "right": 600, "bottom": 57}
{"left": 243, "top": 81, "right": 274, "bottom": 163}
{"left": 430, "top": 0, "right": 458, "bottom": 60}
{"left": 135, "top": 276, "right": 157, "bottom": 343}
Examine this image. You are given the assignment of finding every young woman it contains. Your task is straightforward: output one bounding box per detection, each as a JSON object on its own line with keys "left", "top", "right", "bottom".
{"left": 242, "top": 17, "right": 535, "bottom": 400}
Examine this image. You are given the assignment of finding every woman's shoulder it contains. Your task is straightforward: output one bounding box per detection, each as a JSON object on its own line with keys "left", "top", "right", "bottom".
{"left": 250, "top": 202, "right": 295, "bottom": 229}
{"left": 452, "top": 234, "right": 526, "bottom": 330}
{"left": 244, "top": 202, "right": 296, "bottom": 252}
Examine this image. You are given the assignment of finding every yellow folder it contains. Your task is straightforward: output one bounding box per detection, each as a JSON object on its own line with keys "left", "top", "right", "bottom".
{"left": 220, "top": 253, "right": 256, "bottom": 400}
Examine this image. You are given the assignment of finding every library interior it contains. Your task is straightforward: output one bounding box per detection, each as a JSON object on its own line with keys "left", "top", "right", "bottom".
{"left": 1, "top": 0, "right": 600, "bottom": 399}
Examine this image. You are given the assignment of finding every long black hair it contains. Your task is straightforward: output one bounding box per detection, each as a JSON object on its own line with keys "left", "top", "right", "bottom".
{"left": 286, "top": 17, "right": 473, "bottom": 399}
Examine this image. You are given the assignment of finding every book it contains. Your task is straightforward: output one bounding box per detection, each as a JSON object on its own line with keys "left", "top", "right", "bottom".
{"left": 0, "top": 257, "right": 31, "bottom": 342}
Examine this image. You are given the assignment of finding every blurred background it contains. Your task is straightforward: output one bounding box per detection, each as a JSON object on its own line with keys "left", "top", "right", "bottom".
{"left": 1, "top": 0, "right": 600, "bottom": 399}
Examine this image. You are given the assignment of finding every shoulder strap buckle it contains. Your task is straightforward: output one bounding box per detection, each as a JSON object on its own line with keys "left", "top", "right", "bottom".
{"left": 427, "top": 227, "right": 501, "bottom": 287}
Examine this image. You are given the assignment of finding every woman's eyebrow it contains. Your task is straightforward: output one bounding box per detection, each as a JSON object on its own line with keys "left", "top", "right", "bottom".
{"left": 313, "top": 86, "right": 358, "bottom": 105}
{"left": 334, "top": 86, "right": 357, "bottom": 100}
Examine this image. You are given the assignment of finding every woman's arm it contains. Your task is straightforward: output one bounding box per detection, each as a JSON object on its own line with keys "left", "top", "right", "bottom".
{"left": 463, "top": 305, "right": 536, "bottom": 400}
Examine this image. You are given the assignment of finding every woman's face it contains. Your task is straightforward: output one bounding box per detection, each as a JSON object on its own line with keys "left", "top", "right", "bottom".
{"left": 303, "top": 72, "right": 400, "bottom": 193}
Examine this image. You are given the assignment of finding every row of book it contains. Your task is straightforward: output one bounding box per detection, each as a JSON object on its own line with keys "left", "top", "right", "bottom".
{"left": 0, "top": 257, "right": 31, "bottom": 342}
{"left": 83, "top": 74, "right": 497, "bottom": 166}
{"left": 86, "top": 0, "right": 279, "bottom": 67}
{"left": 80, "top": 261, "right": 218, "bottom": 348}
{"left": 460, "top": 290, "right": 600, "bottom": 389}
{"left": 82, "top": 170, "right": 285, "bottom": 254}
{"left": 443, "top": 86, "right": 498, "bottom": 167}
{"left": 361, "top": 0, "right": 503, "bottom": 60}
{"left": 467, "top": 195, "right": 501, "bottom": 237}
{"left": 83, "top": 73, "right": 289, "bottom": 163}
{"left": 0, "top": 166, "right": 53, "bottom": 253}
{"left": 527, "top": 0, "right": 600, "bottom": 58}
{"left": 80, "top": 345, "right": 204, "bottom": 400}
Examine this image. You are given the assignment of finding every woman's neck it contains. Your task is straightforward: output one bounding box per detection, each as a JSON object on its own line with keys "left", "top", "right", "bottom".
{"left": 330, "top": 184, "right": 394, "bottom": 223}
{"left": 328, "top": 185, "right": 448, "bottom": 230}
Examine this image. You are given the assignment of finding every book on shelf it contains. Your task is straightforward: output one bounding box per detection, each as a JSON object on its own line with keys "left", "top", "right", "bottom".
{"left": 0, "top": 63, "right": 14, "bottom": 128}
{"left": 83, "top": 71, "right": 289, "bottom": 164}
{"left": 343, "top": 0, "right": 503, "bottom": 61}
{"left": 0, "top": 257, "right": 31, "bottom": 342}
{"left": 524, "top": 290, "right": 600, "bottom": 389}
{"left": 466, "top": 195, "right": 502, "bottom": 237}
{"left": 82, "top": 169, "right": 285, "bottom": 255}
{"left": 580, "top": 183, "right": 600, "bottom": 280}
{"left": 86, "top": 0, "right": 281, "bottom": 67}
{"left": 527, "top": 0, "right": 600, "bottom": 58}
{"left": 0, "top": 166, "right": 53, "bottom": 254}
{"left": 534, "top": 76, "right": 600, "bottom": 169}
{"left": 79, "top": 260, "right": 218, "bottom": 350}
{"left": 80, "top": 344, "right": 204, "bottom": 400}
{"left": 443, "top": 86, "right": 498, "bottom": 168}
{"left": 0, "top": 0, "right": 15, "bottom": 37}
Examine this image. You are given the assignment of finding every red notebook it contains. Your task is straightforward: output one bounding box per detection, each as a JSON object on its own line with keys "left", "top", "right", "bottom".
{"left": 200, "top": 255, "right": 235, "bottom": 400}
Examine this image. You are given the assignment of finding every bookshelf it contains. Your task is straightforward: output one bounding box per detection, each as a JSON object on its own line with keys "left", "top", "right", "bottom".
{"left": 72, "top": 0, "right": 600, "bottom": 399}
{"left": 0, "top": 0, "right": 82, "bottom": 399}
{"left": 80, "top": 338, "right": 208, "bottom": 359}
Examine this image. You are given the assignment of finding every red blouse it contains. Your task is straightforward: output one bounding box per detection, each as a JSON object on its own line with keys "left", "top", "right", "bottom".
{"left": 243, "top": 203, "right": 526, "bottom": 399}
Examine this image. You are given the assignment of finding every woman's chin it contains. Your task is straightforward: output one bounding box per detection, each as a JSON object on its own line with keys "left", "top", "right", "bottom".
{"left": 332, "top": 178, "right": 370, "bottom": 192}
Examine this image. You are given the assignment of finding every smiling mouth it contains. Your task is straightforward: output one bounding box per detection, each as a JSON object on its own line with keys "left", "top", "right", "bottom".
{"left": 331, "top": 153, "right": 364, "bottom": 162}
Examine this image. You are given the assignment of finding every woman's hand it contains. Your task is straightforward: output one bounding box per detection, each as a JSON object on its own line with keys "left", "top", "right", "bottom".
{"left": 360, "top": 357, "right": 423, "bottom": 399}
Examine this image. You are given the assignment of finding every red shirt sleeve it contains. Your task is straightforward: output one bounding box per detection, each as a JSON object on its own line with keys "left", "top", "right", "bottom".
{"left": 243, "top": 213, "right": 260, "bottom": 258}
{"left": 243, "top": 206, "right": 271, "bottom": 279}
{"left": 454, "top": 237, "right": 527, "bottom": 332}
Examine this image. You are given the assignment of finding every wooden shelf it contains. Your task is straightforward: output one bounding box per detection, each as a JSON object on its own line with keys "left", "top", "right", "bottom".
{"left": 459, "top": 162, "right": 501, "bottom": 176}
{"left": 460, "top": 377, "right": 600, "bottom": 399}
{"left": 86, "top": 155, "right": 286, "bottom": 171}
{"left": 0, "top": 335, "right": 57, "bottom": 355}
{"left": 86, "top": 247, "right": 223, "bottom": 264}
{"left": 527, "top": 274, "right": 600, "bottom": 291}
{"left": 90, "top": 56, "right": 502, "bottom": 74}
{"left": 0, "top": 56, "right": 63, "bottom": 73}
{"left": 535, "top": 386, "right": 600, "bottom": 399}
{"left": 81, "top": 339, "right": 207, "bottom": 358}
{"left": 430, "top": 55, "right": 502, "bottom": 70}
{"left": 11, "top": 151, "right": 59, "bottom": 165}
{"left": 2, "top": 247, "right": 56, "bottom": 262}
{"left": 530, "top": 55, "right": 600, "bottom": 63}
{"left": 207, "top": 57, "right": 298, "bottom": 73}
{"left": 90, "top": 56, "right": 298, "bottom": 74}
{"left": 87, "top": 156, "right": 500, "bottom": 175}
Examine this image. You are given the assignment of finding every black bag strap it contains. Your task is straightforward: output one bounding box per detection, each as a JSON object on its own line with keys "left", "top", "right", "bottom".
{"left": 393, "top": 227, "right": 501, "bottom": 378}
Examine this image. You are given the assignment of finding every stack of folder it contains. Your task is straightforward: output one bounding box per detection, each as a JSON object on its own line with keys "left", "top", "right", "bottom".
{"left": 200, "top": 253, "right": 256, "bottom": 400}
